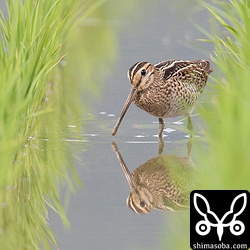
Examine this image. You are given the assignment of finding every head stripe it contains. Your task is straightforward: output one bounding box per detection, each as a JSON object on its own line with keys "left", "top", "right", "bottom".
{"left": 128, "top": 61, "right": 149, "bottom": 81}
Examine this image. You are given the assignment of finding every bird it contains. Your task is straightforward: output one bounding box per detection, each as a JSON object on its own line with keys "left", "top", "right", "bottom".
{"left": 112, "top": 59, "right": 213, "bottom": 136}
{"left": 112, "top": 138, "right": 195, "bottom": 214}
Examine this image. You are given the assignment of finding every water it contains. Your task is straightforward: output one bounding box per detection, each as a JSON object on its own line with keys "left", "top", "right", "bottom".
{"left": 49, "top": 1, "right": 213, "bottom": 249}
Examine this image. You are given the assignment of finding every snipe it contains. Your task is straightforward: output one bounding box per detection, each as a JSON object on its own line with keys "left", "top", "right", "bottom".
{"left": 112, "top": 59, "right": 213, "bottom": 136}
{"left": 112, "top": 137, "right": 195, "bottom": 214}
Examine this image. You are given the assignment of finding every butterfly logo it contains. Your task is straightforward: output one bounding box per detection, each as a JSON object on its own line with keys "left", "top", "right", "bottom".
{"left": 193, "top": 193, "right": 247, "bottom": 241}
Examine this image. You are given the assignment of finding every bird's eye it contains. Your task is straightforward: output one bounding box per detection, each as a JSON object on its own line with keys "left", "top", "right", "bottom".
{"left": 140, "top": 201, "right": 145, "bottom": 207}
{"left": 141, "top": 69, "right": 146, "bottom": 76}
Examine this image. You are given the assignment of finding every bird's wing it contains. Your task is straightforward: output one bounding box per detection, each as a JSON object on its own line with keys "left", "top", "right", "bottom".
{"left": 155, "top": 60, "right": 212, "bottom": 80}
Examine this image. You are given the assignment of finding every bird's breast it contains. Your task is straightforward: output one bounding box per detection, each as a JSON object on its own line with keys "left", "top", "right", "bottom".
{"left": 133, "top": 81, "right": 201, "bottom": 118}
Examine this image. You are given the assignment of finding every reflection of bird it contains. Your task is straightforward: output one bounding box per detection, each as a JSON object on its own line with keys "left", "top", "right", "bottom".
{"left": 112, "top": 139, "right": 196, "bottom": 214}
{"left": 112, "top": 59, "right": 213, "bottom": 136}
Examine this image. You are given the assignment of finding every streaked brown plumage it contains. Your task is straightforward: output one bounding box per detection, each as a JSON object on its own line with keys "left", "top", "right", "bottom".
{"left": 112, "top": 59, "right": 213, "bottom": 135}
{"left": 112, "top": 139, "right": 195, "bottom": 214}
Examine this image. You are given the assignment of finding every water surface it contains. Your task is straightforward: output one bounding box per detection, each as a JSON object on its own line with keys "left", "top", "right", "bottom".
{"left": 50, "top": 1, "right": 213, "bottom": 249}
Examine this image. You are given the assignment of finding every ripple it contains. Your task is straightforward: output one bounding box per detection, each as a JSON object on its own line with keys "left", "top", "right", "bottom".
{"left": 164, "top": 127, "right": 176, "bottom": 133}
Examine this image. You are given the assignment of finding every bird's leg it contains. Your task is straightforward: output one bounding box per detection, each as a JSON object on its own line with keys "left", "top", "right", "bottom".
{"left": 158, "top": 136, "right": 164, "bottom": 155}
{"left": 158, "top": 118, "right": 164, "bottom": 134}
{"left": 187, "top": 136, "right": 193, "bottom": 157}
{"left": 158, "top": 118, "right": 164, "bottom": 155}
{"left": 187, "top": 115, "right": 193, "bottom": 137}
{"left": 187, "top": 115, "right": 193, "bottom": 157}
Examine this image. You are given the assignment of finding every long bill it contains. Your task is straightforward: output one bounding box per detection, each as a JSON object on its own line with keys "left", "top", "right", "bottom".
{"left": 112, "top": 142, "right": 135, "bottom": 190}
{"left": 112, "top": 86, "right": 137, "bottom": 136}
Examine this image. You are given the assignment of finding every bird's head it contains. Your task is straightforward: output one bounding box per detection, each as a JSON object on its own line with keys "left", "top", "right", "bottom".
{"left": 127, "top": 61, "right": 155, "bottom": 91}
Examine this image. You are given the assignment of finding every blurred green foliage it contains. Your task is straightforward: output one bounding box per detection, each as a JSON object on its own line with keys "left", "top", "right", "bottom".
{"left": 0, "top": 1, "right": 81, "bottom": 249}
{"left": 163, "top": 1, "right": 250, "bottom": 249}
{"left": 199, "top": 0, "right": 250, "bottom": 190}
{"left": 0, "top": 0, "right": 118, "bottom": 249}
